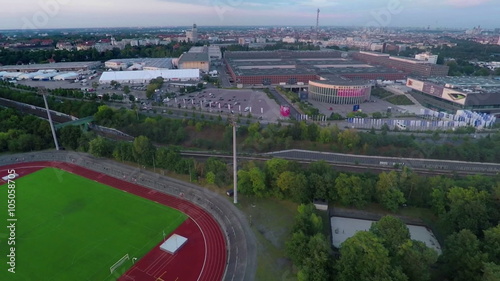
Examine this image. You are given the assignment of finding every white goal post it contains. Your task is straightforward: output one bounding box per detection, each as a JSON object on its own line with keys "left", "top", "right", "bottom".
{"left": 110, "top": 254, "right": 130, "bottom": 274}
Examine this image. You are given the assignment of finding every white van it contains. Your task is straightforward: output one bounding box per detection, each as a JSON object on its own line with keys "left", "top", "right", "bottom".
{"left": 396, "top": 122, "right": 407, "bottom": 130}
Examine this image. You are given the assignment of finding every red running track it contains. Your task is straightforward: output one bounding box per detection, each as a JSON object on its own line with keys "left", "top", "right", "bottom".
{"left": 0, "top": 162, "right": 227, "bottom": 281}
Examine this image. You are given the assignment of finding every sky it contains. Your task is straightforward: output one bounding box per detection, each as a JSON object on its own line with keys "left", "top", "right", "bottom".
{"left": 1, "top": 0, "right": 499, "bottom": 30}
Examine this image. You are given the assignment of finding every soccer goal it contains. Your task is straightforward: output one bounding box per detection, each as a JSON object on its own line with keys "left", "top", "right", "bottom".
{"left": 110, "top": 254, "right": 130, "bottom": 274}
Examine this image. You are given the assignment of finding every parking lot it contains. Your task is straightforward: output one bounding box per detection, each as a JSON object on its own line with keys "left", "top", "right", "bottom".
{"left": 164, "top": 88, "right": 282, "bottom": 122}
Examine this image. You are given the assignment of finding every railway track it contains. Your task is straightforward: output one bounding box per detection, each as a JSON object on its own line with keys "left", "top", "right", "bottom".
{"left": 180, "top": 150, "right": 500, "bottom": 177}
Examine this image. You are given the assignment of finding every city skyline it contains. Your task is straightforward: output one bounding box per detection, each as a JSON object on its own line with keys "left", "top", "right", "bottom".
{"left": 0, "top": 0, "right": 499, "bottom": 30}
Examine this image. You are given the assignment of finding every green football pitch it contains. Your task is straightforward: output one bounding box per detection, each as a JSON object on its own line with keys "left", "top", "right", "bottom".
{"left": 0, "top": 167, "right": 187, "bottom": 281}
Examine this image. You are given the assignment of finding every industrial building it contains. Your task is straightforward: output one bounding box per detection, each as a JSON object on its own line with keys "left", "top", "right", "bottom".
{"left": 178, "top": 52, "right": 210, "bottom": 73}
{"left": 99, "top": 69, "right": 200, "bottom": 84}
{"left": 352, "top": 51, "right": 448, "bottom": 77}
{"left": 0, "top": 61, "right": 101, "bottom": 72}
{"left": 224, "top": 50, "right": 407, "bottom": 86}
{"left": 406, "top": 76, "right": 500, "bottom": 114}
{"left": 104, "top": 58, "right": 173, "bottom": 71}
{"left": 309, "top": 76, "right": 372, "bottom": 104}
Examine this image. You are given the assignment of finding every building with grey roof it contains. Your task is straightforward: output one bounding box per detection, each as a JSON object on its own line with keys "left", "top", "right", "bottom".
{"left": 178, "top": 52, "right": 210, "bottom": 72}
{"left": 104, "top": 58, "right": 173, "bottom": 71}
{"left": 224, "top": 50, "right": 406, "bottom": 86}
{"left": 0, "top": 61, "right": 101, "bottom": 72}
{"left": 406, "top": 76, "right": 500, "bottom": 114}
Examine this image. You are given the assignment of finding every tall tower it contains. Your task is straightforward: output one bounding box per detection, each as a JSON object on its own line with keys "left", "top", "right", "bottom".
{"left": 192, "top": 24, "right": 198, "bottom": 43}
{"left": 316, "top": 9, "right": 320, "bottom": 40}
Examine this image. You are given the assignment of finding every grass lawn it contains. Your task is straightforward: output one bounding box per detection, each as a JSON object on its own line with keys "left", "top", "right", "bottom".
{"left": 239, "top": 196, "right": 299, "bottom": 281}
{"left": 385, "top": 95, "right": 415, "bottom": 105}
{"left": 0, "top": 167, "right": 186, "bottom": 281}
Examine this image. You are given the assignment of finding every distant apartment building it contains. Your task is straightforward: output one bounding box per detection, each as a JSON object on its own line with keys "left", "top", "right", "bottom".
{"left": 282, "top": 36, "right": 297, "bottom": 44}
{"left": 238, "top": 37, "right": 254, "bottom": 45}
{"left": 56, "top": 42, "right": 74, "bottom": 51}
{"left": 352, "top": 51, "right": 449, "bottom": 76}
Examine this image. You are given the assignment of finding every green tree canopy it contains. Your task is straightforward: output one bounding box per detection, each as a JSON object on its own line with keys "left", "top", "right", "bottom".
{"left": 336, "top": 231, "right": 398, "bottom": 281}
{"left": 441, "top": 229, "right": 488, "bottom": 281}
{"left": 370, "top": 216, "right": 411, "bottom": 256}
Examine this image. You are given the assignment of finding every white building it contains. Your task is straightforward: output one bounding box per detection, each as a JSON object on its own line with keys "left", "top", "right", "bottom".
{"left": 99, "top": 69, "right": 200, "bottom": 84}
{"left": 415, "top": 53, "right": 438, "bottom": 64}
{"left": 282, "top": 36, "right": 297, "bottom": 44}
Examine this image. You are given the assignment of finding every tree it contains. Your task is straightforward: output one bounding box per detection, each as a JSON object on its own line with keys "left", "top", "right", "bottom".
{"left": 132, "top": 136, "right": 156, "bottom": 166}
{"left": 482, "top": 262, "right": 500, "bottom": 281}
{"left": 445, "top": 187, "right": 491, "bottom": 235}
{"left": 123, "top": 85, "right": 130, "bottom": 95}
{"left": 292, "top": 204, "right": 323, "bottom": 236}
{"left": 335, "top": 173, "right": 369, "bottom": 208}
{"left": 376, "top": 171, "right": 406, "bottom": 212}
{"left": 297, "top": 234, "right": 332, "bottom": 281}
{"left": 276, "top": 171, "right": 309, "bottom": 202}
{"left": 265, "top": 158, "right": 291, "bottom": 192}
{"left": 59, "top": 125, "right": 82, "bottom": 150}
{"left": 206, "top": 171, "right": 216, "bottom": 184}
{"left": 94, "top": 105, "right": 114, "bottom": 126}
{"left": 112, "top": 141, "right": 134, "bottom": 162}
{"left": 88, "top": 136, "right": 113, "bottom": 157}
{"left": 155, "top": 147, "right": 180, "bottom": 171}
{"left": 286, "top": 230, "right": 309, "bottom": 268}
{"left": 337, "top": 129, "right": 360, "bottom": 150}
{"left": 370, "top": 216, "right": 411, "bottom": 256}
{"left": 336, "top": 231, "right": 397, "bottom": 281}
{"left": 248, "top": 167, "right": 267, "bottom": 197}
{"left": 397, "top": 240, "right": 438, "bottom": 281}
{"left": 441, "top": 229, "right": 487, "bottom": 281}
{"left": 483, "top": 225, "right": 500, "bottom": 264}
{"left": 237, "top": 170, "right": 253, "bottom": 194}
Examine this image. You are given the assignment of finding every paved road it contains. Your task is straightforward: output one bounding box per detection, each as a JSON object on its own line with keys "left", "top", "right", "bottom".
{"left": 0, "top": 151, "right": 257, "bottom": 281}
{"left": 267, "top": 87, "right": 301, "bottom": 120}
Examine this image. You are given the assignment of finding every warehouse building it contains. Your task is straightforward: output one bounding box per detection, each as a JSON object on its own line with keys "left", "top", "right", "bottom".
{"left": 0, "top": 61, "right": 101, "bottom": 72}
{"left": 224, "top": 50, "right": 407, "bottom": 86}
{"left": 178, "top": 52, "right": 210, "bottom": 73}
{"left": 104, "top": 58, "right": 174, "bottom": 71}
{"left": 99, "top": 69, "right": 200, "bottom": 84}
{"left": 406, "top": 76, "right": 500, "bottom": 114}
{"left": 351, "top": 51, "right": 449, "bottom": 77}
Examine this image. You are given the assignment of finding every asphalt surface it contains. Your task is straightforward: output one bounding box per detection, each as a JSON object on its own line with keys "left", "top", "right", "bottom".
{"left": 0, "top": 151, "right": 257, "bottom": 281}
{"left": 267, "top": 87, "right": 301, "bottom": 120}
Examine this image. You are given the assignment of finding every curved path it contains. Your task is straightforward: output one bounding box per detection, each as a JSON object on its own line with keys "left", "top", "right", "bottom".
{"left": 0, "top": 151, "right": 256, "bottom": 281}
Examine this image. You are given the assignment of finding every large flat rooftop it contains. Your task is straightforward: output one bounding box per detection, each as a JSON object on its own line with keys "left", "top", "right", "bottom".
{"left": 0, "top": 61, "right": 101, "bottom": 71}
{"left": 227, "top": 53, "right": 404, "bottom": 77}
{"left": 331, "top": 216, "right": 441, "bottom": 254}
{"left": 106, "top": 58, "right": 173, "bottom": 69}
{"left": 413, "top": 76, "right": 500, "bottom": 94}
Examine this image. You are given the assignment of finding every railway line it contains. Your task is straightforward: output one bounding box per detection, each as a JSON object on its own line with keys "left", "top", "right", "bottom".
{"left": 180, "top": 150, "right": 500, "bottom": 177}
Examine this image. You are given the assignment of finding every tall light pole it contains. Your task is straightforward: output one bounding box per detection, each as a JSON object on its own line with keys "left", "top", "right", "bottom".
{"left": 40, "top": 87, "right": 60, "bottom": 150}
{"left": 232, "top": 117, "right": 238, "bottom": 204}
